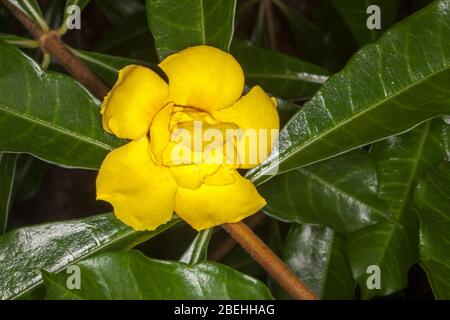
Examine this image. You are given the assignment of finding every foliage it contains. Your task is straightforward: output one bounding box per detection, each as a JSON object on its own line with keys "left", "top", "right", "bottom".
{"left": 0, "top": 0, "right": 448, "bottom": 300}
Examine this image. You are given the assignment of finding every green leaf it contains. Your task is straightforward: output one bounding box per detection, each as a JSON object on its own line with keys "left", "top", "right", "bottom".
{"left": 147, "top": 0, "right": 237, "bottom": 60}
{"left": 0, "top": 213, "right": 179, "bottom": 300}
{"left": 332, "top": 0, "right": 400, "bottom": 45}
{"left": 5, "top": 0, "right": 49, "bottom": 31}
{"left": 231, "top": 40, "right": 329, "bottom": 101}
{"left": 96, "top": 12, "right": 157, "bottom": 61}
{"left": 274, "top": 224, "right": 355, "bottom": 299}
{"left": 259, "top": 151, "right": 390, "bottom": 233}
{"left": 414, "top": 162, "right": 450, "bottom": 299}
{"left": 347, "top": 118, "right": 450, "bottom": 299}
{"left": 95, "top": 0, "right": 145, "bottom": 24}
{"left": 275, "top": 98, "right": 302, "bottom": 126}
{"left": 0, "top": 153, "right": 18, "bottom": 234}
{"left": 71, "top": 49, "right": 155, "bottom": 86}
{"left": 247, "top": 0, "right": 450, "bottom": 185}
{"left": 272, "top": 0, "right": 326, "bottom": 64}
{"left": 0, "top": 33, "right": 37, "bottom": 48}
{"left": 43, "top": 250, "right": 273, "bottom": 300}
{"left": 0, "top": 42, "right": 122, "bottom": 169}
{"left": 59, "top": 0, "right": 90, "bottom": 34}
{"left": 179, "top": 228, "right": 212, "bottom": 264}
{"left": 12, "top": 155, "right": 48, "bottom": 202}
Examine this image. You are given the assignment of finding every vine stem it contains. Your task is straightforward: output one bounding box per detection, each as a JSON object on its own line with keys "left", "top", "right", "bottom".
{"left": 1, "top": 0, "right": 109, "bottom": 99}
{"left": 2, "top": 0, "right": 318, "bottom": 300}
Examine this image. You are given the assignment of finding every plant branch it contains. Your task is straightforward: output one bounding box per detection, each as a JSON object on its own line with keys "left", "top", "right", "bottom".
{"left": 264, "top": 0, "right": 277, "bottom": 49}
{"left": 209, "top": 212, "right": 266, "bottom": 261}
{"left": 1, "top": 0, "right": 109, "bottom": 99}
{"left": 3, "top": 0, "right": 317, "bottom": 300}
{"left": 223, "top": 221, "right": 317, "bottom": 300}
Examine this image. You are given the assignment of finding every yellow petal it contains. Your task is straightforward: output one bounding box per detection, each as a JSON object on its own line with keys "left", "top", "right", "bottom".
{"left": 175, "top": 171, "right": 266, "bottom": 230}
{"left": 212, "top": 86, "right": 280, "bottom": 168}
{"left": 96, "top": 137, "right": 178, "bottom": 231}
{"left": 169, "top": 165, "right": 203, "bottom": 189}
{"left": 149, "top": 103, "right": 173, "bottom": 164}
{"left": 203, "top": 166, "right": 236, "bottom": 186}
{"left": 101, "top": 65, "right": 168, "bottom": 140}
{"left": 159, "top": 45, "right": 244, "bottom": 111}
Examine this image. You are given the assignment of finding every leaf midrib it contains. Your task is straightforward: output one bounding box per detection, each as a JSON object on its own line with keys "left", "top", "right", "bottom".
{"left": 264, "top": 62, "right": 449, "bottom": 177}
{"left": 0, "top": 103, "right": 114, "bottom": 151}
{"left": 297, "top": 167, "right": 388, "bottom": 221}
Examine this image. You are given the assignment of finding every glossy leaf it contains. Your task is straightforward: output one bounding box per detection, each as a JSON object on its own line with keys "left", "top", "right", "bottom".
{"left": 347, "top": 118, "right": 450, "bottom": 299}
{"left": 247, "top": 1, "right": 450, "bottom": 185}
{"left": 0, "top": 153, "right": 17, "bottom": 234}
{"left": 259, "top": 151, "right": 390, "bottom": 233}
{"left": 414, "top": 162, "right": 450, "bottom": 299}
{"left": 0, "top": 42, "right": 122, "bottom": 169}
{"left": 147, "top": 0, "right": 237, "bottom": 60}
{"left": 43, "top": 250, "right": 273, "bottom": 300}
{"left": 274, "top": 224, "right": 355, "bottom": 299}
{"left": 275, "top": 98, "right": 302, "bottom": 126}
{"left": 179, "top": 228, "right": 212, "bottom": 264}
{"left": 332, "top": 0, "right": 400, "bottom": 45}
{"left": 71, "top": 49, "right": 154, "bottom": 86}
{"left": 231, "top": 40, "right": 329, "bottom": 101}
{"left": 0, "top": 213, "right": 179, "bottom": 300}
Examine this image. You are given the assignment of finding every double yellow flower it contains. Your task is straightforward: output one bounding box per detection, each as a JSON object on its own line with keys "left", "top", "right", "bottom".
{"left": 96, "top": 45, "right": 279, "bottom": 231}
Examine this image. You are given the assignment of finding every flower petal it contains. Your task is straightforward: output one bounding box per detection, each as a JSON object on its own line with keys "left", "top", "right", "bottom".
{"left": 149, "top": 103, "right": 173, "bottom": 164}
{"left": 212, "top": 86, "right": 280, "bottom": 168}
{"left": 101, "top": 65, "right": 168, "bottom": 140}
{"left": 96, "top": 137, "right": 178, "bottom": 231}
{"left": 175, "top": 171, "right": 266, "bottom": 230}
{"left": 159, "top": 45, "right": 244, "bottom": 111}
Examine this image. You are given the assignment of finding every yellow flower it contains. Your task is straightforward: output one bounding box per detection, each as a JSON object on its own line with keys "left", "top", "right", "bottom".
{"left": 96, "top": 45, "right": 279, "bottom": 231}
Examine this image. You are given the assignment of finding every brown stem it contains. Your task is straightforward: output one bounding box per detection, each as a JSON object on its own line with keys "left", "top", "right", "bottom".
{"left": 210, "top": 212, "right": 266, "bottom": 261}
{"left": 1, "top": 0, "right": 109, "bottom": 99}
{"left": 223, "top": 222, "right": 317, "bottom": 300}
{"left": 264, "top": 0, "right": 278, "bottom": 49}
{"left": 3, "top": 0, "right": 317, "bottom": 300}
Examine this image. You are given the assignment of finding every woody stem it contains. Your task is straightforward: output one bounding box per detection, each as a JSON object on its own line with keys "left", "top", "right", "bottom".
{"left": 1, "top": 0, "right": 109, "bottom": 99}
{"left": 2, "top": 0, "right": 317, "bottom": 300}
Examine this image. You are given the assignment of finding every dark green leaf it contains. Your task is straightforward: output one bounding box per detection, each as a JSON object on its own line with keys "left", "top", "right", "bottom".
{"left": 71, "top": 49, "right": 155, "bottom": 86}
{"left": 259, "top": 151, "right": 390, "bottom": 233}
{"left": 147, "top": 0, "right": 237, "bottom": 60}
{"left": 95, "top": 12, "right": 157, "bottom": 61}
{"left": 332, "top": 0, "right": 400, "bottom": 45}
{"left": 272, "top": 0, "right": 326, "bottom": 64}
{"left": 274, "top": 224, "right": 355, "bottom": 299}
{"left": 44, "top": 250, "right": 273, "bottom": 299}
{"left": 231, "top": 40, "right": 329, "bottom": 101}
{"left": 13, "top": 155, "right": 48, "bottom": 202}
{"left": 414, "top": 162, "right": 450, "bottom": 299}
{"left": 95, "top": 0, "right": 145, "bottom": 24}
{"left": 179, "top": 228, "right": 212, "bottom": 264}
{"left": 0, "top": 42, "right": 122, "bottom": 169}
{"left": 347, "top": 118, "right": 449, "bottom": 299}
{"left": 248, "top": 1, "right": 450, "bottom": 185}
{"left": 275, "top": 98, "right": 302, "bottom": 126}
{"left": 0, "top": 213, "right": 179, "bottom": 300}
{"left": 0, "top": 153, "right": 18, "bottom": 234}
